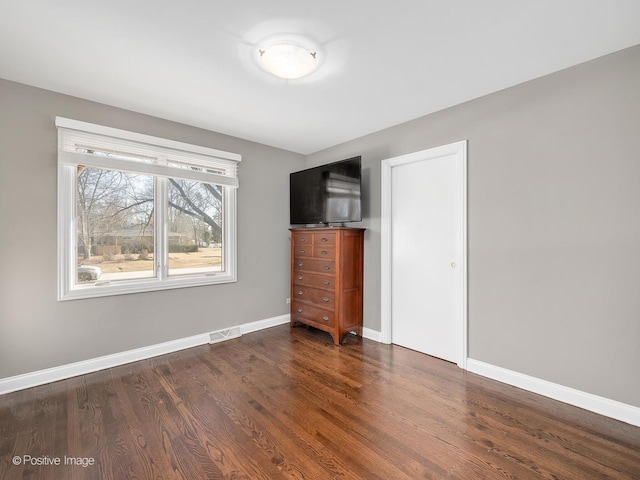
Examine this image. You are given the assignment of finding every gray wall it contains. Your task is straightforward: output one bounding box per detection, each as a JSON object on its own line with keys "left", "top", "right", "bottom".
{"left": 0, "top": 79, "right": 303, "bottom": 378}
{"left": 307, "top": 45, "right": 640, "bottom": 408}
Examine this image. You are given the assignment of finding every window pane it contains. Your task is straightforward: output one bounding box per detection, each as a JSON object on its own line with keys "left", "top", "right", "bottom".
{"left": 167, "top": 179, "right": 223, "bottom": 276}
{"left": 76, "top": 167, "right": 155, "bottom": 283}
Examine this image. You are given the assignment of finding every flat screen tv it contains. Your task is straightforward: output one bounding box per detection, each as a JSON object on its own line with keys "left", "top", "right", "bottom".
{"left": 290, "top": 156, "right": 362, "bottom": 225}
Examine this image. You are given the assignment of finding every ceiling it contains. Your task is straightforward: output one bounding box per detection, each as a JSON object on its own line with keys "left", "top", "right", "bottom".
{"left": 1, "top": 1, "right": 639, "bottom": 155}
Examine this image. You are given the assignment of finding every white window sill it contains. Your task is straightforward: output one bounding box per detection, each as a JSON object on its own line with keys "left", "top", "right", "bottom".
{"left": 59, "top": 272, "right": 237, "bottom": 301}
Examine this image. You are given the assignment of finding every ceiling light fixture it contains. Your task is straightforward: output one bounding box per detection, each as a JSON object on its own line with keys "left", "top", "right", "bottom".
{"left": 258, "top": 41, "right": 318, "bottom": 80}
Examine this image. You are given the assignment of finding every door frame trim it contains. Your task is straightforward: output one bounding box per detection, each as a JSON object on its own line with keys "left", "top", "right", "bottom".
{"left": 380, "top": 140, "right": 468, "bottom": 369}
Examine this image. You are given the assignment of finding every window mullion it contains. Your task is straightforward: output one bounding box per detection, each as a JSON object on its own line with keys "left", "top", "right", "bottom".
{"left": 156, "top": 176, "right": 169, "bottom": 280}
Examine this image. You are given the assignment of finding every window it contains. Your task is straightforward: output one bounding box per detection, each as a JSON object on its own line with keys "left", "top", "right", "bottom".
{"left": 57, "top": 117, "right": 241, "bottom": 300}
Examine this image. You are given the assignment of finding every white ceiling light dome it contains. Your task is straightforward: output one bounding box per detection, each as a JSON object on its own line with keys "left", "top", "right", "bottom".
{"left": 257, "top": 36, "right": 320, "bottom": 80}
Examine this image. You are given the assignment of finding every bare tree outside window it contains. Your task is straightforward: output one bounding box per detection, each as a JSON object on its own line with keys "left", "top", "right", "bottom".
{"left": 76, "top": 168, "right": 224, "bottom": 282}
{"left": 168, "top": 179, "right": 223, "bottom": 275}
{"left": 76, "top": 167, "right": 154, "bottom": 281}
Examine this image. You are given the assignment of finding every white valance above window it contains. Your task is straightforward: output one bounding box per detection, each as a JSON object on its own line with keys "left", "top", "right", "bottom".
{"left": 56, "top": 117, "right": 241, "bottom": 188}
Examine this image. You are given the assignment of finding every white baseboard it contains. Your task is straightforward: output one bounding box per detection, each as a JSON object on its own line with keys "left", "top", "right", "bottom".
{"left": 240, "top": 314, "right": 289, "bottom": 335}
{"left": 0, "top": 314, "right": 290, "bottom": 396}
{"left": 362, "top": 327, "right": 382, "bottom": 342}
{"left": 466, "top": 358, "right": 640, "bottom": 427}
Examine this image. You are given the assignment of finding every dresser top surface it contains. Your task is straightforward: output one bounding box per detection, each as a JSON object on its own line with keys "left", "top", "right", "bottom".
{"left": 290, "top": 226, "right": 365, "bottom": 232}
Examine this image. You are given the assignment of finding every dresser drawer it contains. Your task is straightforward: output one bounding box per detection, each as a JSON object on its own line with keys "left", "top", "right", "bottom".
{"left": 292, "top": 233, "right": 313, "bottom": 245}
{"left": 292, "top": 245, "right": 313, "bottom": 257}
{"left": 292, "top": 286, "right": 335, "bottom": 307}
{"left": 313, "top": 233, "right": 336, "bottom": 245}
{"left": 292, "top": 271, "right": 335, "bottom": 289}
{"left": 291, "top": 301, "right": 335, "bottom": 327}
{"left": 293, "top": 258, "right": 336, "bottom": 274}
{"left": 312, "top": 246, "right": 335, "bottom": 259}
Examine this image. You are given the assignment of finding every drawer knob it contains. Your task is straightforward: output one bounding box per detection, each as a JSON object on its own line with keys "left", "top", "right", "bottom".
{"left": 323, "top": 280, "right": 330, "bottom": 285}
{"left": 323, "top": 265, "right": 330, "bottom": 270}
{"left": 321, "top": 250, "right": 328, "bottom": 255}
{"left": 297, "top": 291, "right": 303, "bottom": 296}
{"left": 298, "top": 275, "right": 303, "bottom": 280}
{"left": 300, "top": 237, "right": 306, "bottom": 242}
{"left": 322, "top": 297, "right": 329, "bottom": 302}
{"left": 321, "top": 237, "right": 328, "bottom": 242}
{"left": 322, "top": 316, "right": 329, "bottom": 321}
{"left": 299, "top": 249, "right": 305, "bottom": 254}
{"left": 297, "top": 308, "right": 303, "bottom": 313}
{"left": 298, "top": 262, "right": 303, "bottom": 267}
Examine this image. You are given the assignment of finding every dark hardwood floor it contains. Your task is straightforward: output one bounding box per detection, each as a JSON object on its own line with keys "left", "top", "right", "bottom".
{"left": 1, "top": 325, "right": 639, "bottom": 479}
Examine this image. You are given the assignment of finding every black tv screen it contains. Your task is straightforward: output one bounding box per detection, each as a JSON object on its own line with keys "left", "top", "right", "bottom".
{"left": 290, "top": 156, "right": 362, "bottom": 225}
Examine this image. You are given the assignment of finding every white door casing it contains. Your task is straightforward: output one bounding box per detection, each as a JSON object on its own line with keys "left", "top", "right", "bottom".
{"left": 380, "top": 141, "right": 467, "bottom": 369}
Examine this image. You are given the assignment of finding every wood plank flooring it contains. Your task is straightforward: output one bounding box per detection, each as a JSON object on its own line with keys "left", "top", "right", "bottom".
{"left": 1, "top": 325, "right": 639, "bottom": 479}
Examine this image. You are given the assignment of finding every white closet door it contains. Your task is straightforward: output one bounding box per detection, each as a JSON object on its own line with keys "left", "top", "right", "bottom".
{"left": 390, "top": 149, "right": 461, "bottom": 363}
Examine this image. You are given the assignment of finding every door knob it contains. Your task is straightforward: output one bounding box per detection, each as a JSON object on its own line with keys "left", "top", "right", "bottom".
{"left": 450, "top": 262, "right": 457, "bottom": 269}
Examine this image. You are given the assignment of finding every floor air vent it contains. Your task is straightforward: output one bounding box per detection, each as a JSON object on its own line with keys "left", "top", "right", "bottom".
{"left": 208, "top": 327, "right": 242, "bottom": 344}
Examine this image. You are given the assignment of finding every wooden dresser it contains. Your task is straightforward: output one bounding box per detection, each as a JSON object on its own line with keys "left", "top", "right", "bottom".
{"left": 290, "top": 227, "right": 365, "bottom": 345}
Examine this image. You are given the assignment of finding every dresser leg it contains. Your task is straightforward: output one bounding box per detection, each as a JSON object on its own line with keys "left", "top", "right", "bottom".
{"left": 336, "top": 329, "right": 362, "bottom": 345}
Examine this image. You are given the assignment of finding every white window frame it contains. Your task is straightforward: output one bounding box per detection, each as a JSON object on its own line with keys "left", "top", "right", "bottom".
{"left": 56, "top": 117, "right": 241, "bottom": 301}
